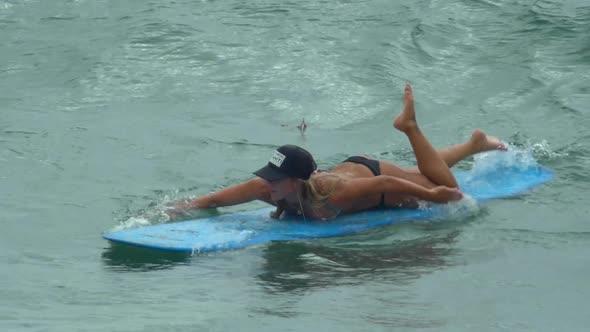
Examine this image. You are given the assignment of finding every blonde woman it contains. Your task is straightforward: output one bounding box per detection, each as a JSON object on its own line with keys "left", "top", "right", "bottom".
{"left": 169, "top": 84, "right": 506, "bottom": 220}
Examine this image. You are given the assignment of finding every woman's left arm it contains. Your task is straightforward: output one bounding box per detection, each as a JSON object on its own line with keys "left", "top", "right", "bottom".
{"left": 330, "top": 175, "right": 462, "bottom": 205}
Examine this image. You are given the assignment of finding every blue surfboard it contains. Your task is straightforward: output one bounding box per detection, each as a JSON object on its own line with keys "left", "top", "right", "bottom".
{"left": 103, "top": 151, "right": 554, "bottom": 253}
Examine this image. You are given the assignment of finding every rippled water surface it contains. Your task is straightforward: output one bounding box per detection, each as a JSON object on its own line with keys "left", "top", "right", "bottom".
{"left": 1, "top": 0, "right": 589, "bottom": 331}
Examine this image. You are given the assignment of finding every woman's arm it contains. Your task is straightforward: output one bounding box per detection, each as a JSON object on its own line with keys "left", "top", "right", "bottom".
{"left": 167, "top": 178, "right": 273, "bottom": 217}
{"left": 331, "top": 175, "right": 462, "bottom": 205}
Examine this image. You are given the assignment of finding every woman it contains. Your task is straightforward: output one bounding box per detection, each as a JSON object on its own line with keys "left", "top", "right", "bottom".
{"left": 169, "top": 84, "right": 506, "bottom": 220}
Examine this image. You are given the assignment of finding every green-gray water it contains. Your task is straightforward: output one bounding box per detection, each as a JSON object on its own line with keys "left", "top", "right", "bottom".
{"left": 1, "top": 0, "right": 589, "bottom": 331}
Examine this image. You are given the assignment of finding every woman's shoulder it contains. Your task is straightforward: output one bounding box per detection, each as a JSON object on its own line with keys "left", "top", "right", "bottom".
{"left": 310, "top": 172, "right": 344, "bottom": 193}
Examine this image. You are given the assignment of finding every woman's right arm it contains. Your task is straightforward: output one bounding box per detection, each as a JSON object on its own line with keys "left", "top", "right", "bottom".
{"left": 168, "top": 178, "right": 273, "bottom": 216}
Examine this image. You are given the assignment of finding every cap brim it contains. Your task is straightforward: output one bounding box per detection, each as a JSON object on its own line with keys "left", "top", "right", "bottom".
{"left": 254, "top": 164, "right": 288, "bottom": 182}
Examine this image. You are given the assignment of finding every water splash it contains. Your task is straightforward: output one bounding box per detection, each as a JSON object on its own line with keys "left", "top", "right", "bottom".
{"left": 470, "top": 141, "right": 554, "bottom": 175}
{"left": 507, "top": 134, "right": 567, "bottom": 161}
{"left": 418, "top": 194, "right": 480, "bottom": 222}
{"left": 112, "top": 193, "right": 182, "bottom": 231}
{"left": 112, "top": 216, "right": 153, "bottom": 231}
{"left": 529, "top": 140, "right": 568, "bottom": 161}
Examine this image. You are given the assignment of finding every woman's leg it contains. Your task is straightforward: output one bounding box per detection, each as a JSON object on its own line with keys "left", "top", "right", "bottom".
{"left": 405, "top": 129, "right": 507, "bottom": 172}
{"left": 393, "top": 84, "right": 458, "bottom": 188}
{"left": 379, "top": 129, "right": 507, "bottom": 187}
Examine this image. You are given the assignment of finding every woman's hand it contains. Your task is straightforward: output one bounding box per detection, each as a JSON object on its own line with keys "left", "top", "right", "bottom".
{"left": 165, "top": 200, "right": 196, "bottom": 220}
{"left": 269, "top": 200, "right": 286, "bottom": 219}
{"left": 269, "top": 208, "right": 283, "bottom": 219}
{"left": 428, "top": 186, "right": 463, "bottom": 203}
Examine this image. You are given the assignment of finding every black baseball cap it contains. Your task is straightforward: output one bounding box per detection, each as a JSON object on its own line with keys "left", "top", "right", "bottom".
{"left": 254, "top": 145, "right": 317, "bottom": 181}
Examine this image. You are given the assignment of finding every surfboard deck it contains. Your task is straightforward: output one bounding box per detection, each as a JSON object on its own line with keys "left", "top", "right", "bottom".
{"left": 103, "top": 151, "right": 554, "bottom": 253}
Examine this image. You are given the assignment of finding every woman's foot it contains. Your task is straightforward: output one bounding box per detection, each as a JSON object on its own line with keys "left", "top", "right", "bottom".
{"left": 393, "top": 83, "right": 418, "bottom": 133}
{"left": 470, "top": 129, "right": 508, "bottom": 152}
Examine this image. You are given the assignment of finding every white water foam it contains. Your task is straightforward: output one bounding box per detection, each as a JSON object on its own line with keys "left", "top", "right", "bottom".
{"left": 111, "top": 194, "right": 183, "bottom": 231}
{"left": 111, "top": 216, "right": 153, "bottom": 232}
{"left": 469, "top": 141, "right": 556, "bottom": 176}
{"left": 417, "top": 194, "right": 480, "bottom": 223}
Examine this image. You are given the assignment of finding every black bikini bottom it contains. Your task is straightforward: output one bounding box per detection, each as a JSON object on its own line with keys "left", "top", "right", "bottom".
{"left": 342, "top": 156, "right": 385, "bottom": 208}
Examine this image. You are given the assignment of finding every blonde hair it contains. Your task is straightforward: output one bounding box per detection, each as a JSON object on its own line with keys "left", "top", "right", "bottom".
{"left": 301, "top": 173, "right": 341, "bottom": 209}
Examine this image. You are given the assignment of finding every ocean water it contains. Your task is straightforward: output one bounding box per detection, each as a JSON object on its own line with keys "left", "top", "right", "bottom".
{"left": 1, "top": 0, "right": 589, "bottom": 331}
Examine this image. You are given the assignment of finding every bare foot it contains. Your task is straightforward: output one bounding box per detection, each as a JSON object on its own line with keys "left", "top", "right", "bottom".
{"left": 470, "top": 129, "right": 508, "bottom": 152}
{"left": 393, "top": 83, "right": 418, "bottom": 133}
